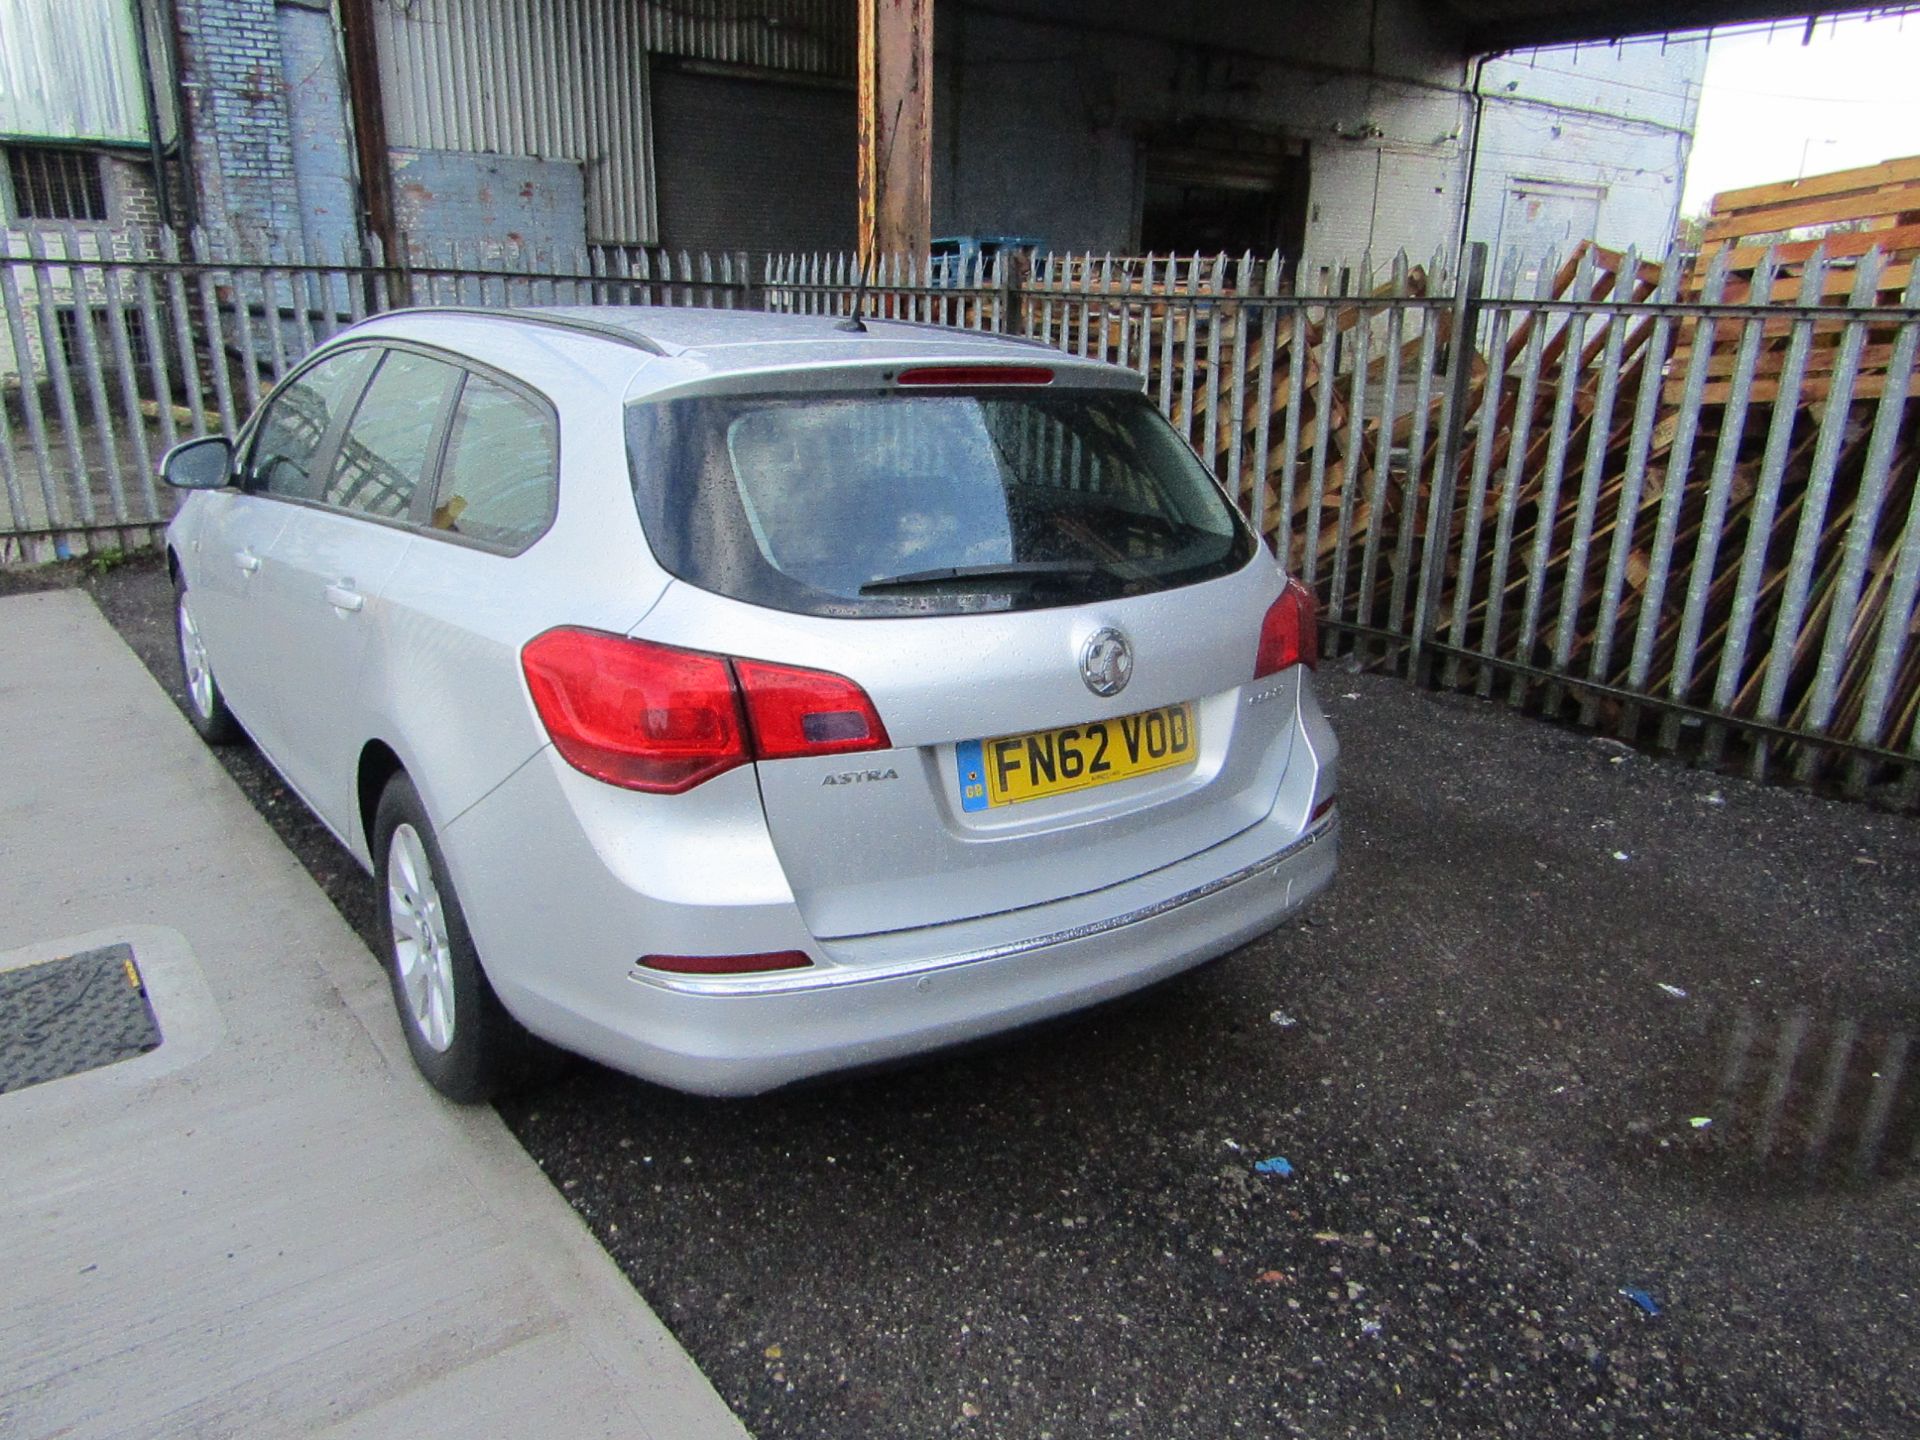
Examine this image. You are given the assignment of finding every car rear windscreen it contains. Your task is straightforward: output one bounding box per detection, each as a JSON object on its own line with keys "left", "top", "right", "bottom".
{"left": 625, "top": 388, "right": 1257, "bottom": 617}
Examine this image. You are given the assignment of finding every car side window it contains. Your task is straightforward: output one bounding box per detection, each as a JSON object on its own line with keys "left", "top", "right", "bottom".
{"left": 243, "top": 347, "right": 376, "bottom": 499}
{"left": 428, "top": 374, "right": 558, "bottom": 550}
{"left": 322, "top": 349, "right": 460, "bottom": 520}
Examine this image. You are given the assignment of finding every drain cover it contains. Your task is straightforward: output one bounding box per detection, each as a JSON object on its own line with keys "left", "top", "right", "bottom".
{"left": 0, "top": 943, "right": 162, "bottom": 1095}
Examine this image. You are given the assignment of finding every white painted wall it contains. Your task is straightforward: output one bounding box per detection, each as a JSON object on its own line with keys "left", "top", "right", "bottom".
{"left": 1470, "top": 38, "right": 1707, "bottom": 293}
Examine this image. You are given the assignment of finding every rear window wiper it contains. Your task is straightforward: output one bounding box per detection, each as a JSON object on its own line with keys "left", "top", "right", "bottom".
{"left": 859, "top": 560, "right": 1100, "bottom": 594}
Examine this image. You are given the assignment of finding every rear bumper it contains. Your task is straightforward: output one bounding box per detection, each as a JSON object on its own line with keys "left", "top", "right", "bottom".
{"left": 633, "top": 818, "right": 1335, "bottom": 999}
{"left": 442, "top": 678, "right": 1338, "bottom": 1096}
{"left": 618, "top": 814, "right": 1334, "bottom": 1095}
{"left": 477, "top": 805, "right": 1333, "bottom": 1096}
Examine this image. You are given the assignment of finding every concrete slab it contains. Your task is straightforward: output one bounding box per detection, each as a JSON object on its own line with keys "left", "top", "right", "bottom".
{"left": 0, "top": 590, "right": 750, "bottom": 1440}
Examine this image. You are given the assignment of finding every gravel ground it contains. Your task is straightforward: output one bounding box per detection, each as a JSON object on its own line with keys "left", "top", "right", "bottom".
{"left": 35, "top": 551, "right": 1920, "bottom": 1440}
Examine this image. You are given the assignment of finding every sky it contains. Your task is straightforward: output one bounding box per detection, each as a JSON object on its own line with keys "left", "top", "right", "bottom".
{"left": 1680, "top": 8, "right": 1920, "bottom": 215}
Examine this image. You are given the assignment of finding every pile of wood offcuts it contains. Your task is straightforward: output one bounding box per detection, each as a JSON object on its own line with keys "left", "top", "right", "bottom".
{"left": 1204, "top": 155, "right": 1920, "bottom": 783}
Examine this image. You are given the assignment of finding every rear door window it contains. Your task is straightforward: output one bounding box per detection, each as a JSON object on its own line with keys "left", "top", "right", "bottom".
{"left": 322, "top": 349, "right": 461, "bottom": 521}
{"left": 627, "top": 388, "right": 1255, "bottom": 617}
{"left": 243, "top": 347, "right": 377, "bottom": 499}
{"left": 427, "top": 374, "right": 558, "bottom": 550}
{"left": 724, "top": 399, "right": 1016, "bottom": 599}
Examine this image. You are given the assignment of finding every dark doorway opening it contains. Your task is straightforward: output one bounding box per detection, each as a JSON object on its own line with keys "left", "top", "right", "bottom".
{"left": 1139, "top": 134, "right": 1309, "bottom": 274}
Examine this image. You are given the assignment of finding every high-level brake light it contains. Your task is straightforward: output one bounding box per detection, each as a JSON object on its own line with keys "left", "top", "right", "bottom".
{"left": 895, "top": 365, "right": 1055, "bottom": 387}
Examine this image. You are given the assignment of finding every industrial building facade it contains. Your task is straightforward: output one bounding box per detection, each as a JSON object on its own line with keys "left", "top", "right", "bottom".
{"left": 3, "top": 0, "right": 1701, "bottom": 284}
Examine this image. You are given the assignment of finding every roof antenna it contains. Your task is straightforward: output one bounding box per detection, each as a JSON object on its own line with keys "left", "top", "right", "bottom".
{"left": 839, "top": 96, "right": 906, "bottom": 334}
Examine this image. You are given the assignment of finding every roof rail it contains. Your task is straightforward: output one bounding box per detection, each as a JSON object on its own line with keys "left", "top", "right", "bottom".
{"left": 382, "top": 306, "right": 668, "bottom": 356}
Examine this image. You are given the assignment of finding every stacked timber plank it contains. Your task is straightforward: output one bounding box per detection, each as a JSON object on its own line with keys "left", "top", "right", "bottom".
{"left": 1186, "top": 242, "right": 1658, "bottom": 648}
{"left": 1637, "top": 160, "right": 1920, "bottom": 775}
{"left": 1671, "top": 155, "right": 1920, "bottom": 405}
{"left": 1690, "top": 155, "right": 1920, "bottom": 305}
{"left": 1417, "top": 219, "right": 1916, "bottom": 782}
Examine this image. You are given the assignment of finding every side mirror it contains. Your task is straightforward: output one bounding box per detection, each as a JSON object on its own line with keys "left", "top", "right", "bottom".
{"left": 160, "top": 435, "right": 234, "bottom": 490}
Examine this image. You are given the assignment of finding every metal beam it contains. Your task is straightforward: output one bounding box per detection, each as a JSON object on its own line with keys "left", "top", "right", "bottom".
{"left": 1461, "top": 0, "right": 1873, "bottom": 53}
{"left": 857, "top": 0, "right": 934, "bottom": 263}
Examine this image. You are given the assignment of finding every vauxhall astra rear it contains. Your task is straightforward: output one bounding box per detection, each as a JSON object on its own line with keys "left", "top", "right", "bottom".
{"left": 162, "top": 307, "right": 1338, "bottom": 1099}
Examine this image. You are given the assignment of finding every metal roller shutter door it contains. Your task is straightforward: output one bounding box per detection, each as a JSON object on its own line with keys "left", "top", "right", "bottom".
{"left": 649, "top": 67, "right": 855, "bottom": 255}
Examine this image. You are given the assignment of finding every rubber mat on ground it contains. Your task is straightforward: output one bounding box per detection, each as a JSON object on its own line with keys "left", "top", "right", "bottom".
{"left": 0, "top": 943, "right": 161, "bottom": 1095}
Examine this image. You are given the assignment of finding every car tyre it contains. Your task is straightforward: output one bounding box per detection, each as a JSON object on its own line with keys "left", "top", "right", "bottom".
{"left": 174, "top": 577, "right": 242, "bottom": 744}
{"left": 374, "top": 773, "right": 521, "bottom": 1102}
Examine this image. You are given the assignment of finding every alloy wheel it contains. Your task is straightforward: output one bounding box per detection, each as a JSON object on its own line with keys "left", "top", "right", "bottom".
{"left": 177, "top": 594, "right": 215, "bottom": 720}
{"left": 387, "top": 823, "right": 456, "bottom": 1052}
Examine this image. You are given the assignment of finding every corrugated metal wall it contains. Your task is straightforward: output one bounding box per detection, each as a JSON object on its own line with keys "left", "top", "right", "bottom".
{"left": 645, "top": 0, "right": 854, "bottom": 79}
{"left": 372, "top": 0, "right": 656, "bottom": 243}
{"left": 0, "top": 0, "right": 151, "bottom": 144}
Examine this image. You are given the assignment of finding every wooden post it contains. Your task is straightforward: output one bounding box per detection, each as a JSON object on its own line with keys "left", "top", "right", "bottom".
{"left": 857, "top": 0, "right": 933, "bottom": 264}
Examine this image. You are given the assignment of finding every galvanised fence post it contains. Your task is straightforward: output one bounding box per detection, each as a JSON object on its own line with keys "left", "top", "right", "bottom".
{"left": 1409, "top": 240, "right": 1486, "bottom": 684}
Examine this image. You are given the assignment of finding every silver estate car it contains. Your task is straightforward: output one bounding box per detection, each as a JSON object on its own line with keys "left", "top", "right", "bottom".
{"left": 161, "top": 306, "right": 1337, "bottom": 1101}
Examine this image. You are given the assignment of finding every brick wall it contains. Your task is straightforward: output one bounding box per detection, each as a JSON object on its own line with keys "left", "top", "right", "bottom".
{"left": 0, "top": 155, "right": 176, "bottom": 381}
{"left": 171, "top": 0, "right": 302, "bottom": 254}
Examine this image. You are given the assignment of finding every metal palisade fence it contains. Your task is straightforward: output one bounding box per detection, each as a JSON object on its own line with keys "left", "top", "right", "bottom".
{"left": 4, "top": 230, "right": 1919, "bottom": 802}
{"left": 767, "top": 244, "right": 1920, "bottom": 802}
{"left": 0, "top": 228, "right": 749, "bottom": 560}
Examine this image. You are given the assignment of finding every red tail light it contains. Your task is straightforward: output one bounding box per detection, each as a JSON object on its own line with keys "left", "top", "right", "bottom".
{"left": 1255, "top": 578, "right": 1320, "bottom": 678}
{"left": 734, "top": 658, "right": 891, "bottom": 758}
{"left": 522, "top": 628, "right": 890, "bottom": 793}
{"left": 522, "top": 629, "right": 749, "bottom": 793}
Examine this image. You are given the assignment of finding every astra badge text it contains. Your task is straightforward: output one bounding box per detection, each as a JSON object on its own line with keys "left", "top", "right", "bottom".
{"left": 822, "top": 768, "right": 900, "bottom": 786}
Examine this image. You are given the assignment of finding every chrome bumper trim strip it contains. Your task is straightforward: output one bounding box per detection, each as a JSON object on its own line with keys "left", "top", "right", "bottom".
{"left": 627, "top": 815, "right": 1337, "bottom": 998}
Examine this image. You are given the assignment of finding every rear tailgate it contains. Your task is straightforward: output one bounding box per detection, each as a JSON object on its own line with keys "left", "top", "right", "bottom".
{"left": 632, "top": 561, "right": 1298, "bottom": 939}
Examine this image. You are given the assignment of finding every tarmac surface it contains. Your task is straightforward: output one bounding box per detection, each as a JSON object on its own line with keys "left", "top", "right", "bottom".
{"left": 50, "top": 552, "right": 1920, "bottom": 1439}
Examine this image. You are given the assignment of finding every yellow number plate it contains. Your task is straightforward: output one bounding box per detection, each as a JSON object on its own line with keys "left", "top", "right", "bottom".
{"left": 955, "top": 703, "right": 1197, "bottom": 811}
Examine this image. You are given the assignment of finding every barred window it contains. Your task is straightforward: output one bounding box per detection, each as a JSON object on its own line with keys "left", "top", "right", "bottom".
{"left": 6, "top": 148, "right": 108, "bottom": 223}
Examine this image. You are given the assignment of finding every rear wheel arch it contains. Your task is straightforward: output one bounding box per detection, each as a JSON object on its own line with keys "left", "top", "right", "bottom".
{"left": 369, "top": 767, "right": 555, "bottom": 1099}
{"left": 356, "top": 744, "right": 485, "bottom": 952}
{"left": 356, "top": 748, "right": 497, "bottom": 984}
{"left": 356, "top": 740, "right": 405, "bottom": 862}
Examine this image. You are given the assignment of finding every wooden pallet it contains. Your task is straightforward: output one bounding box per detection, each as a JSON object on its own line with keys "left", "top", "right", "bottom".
{"left": 1668, "top": 155, "right": 1920, "bottom": 405}
{"left": 1246, "top": 227, "right": 1920, "bottom": 773}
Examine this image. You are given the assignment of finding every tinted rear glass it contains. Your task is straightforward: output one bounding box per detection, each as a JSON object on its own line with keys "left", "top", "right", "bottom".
{"left": 625, "top": 389, "right": 1255, "bottom": 617}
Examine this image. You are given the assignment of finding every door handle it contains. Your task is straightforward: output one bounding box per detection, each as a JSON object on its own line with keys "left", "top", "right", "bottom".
{"left": 324, "top": 584, "right": 365, "bottom": 613}
{"left": 234, "top": 550, "right": 260, "bottom": 575}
